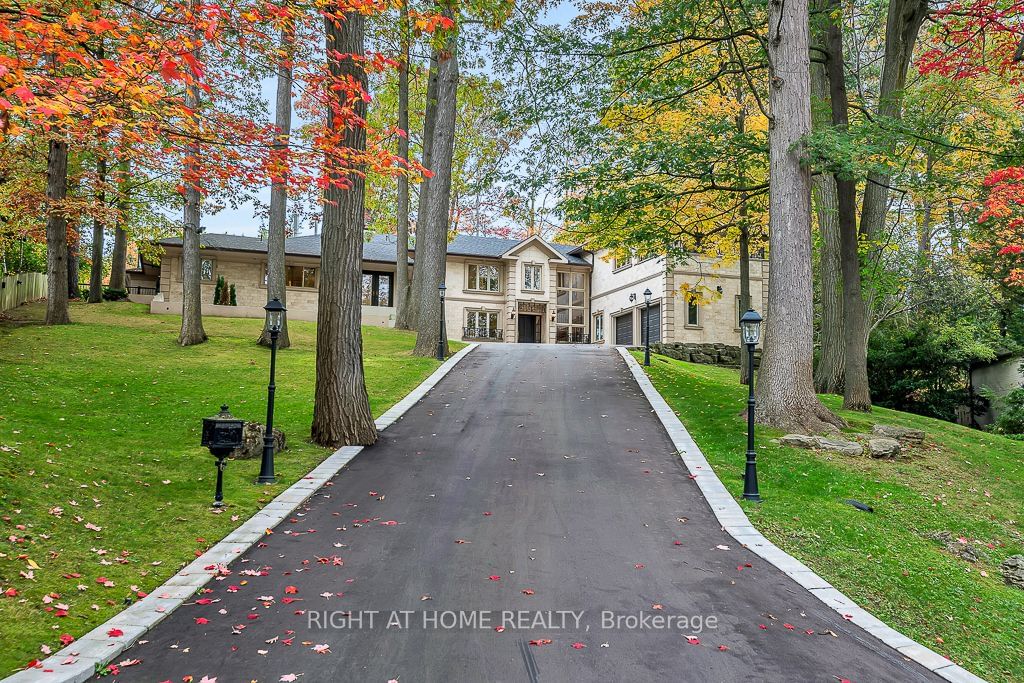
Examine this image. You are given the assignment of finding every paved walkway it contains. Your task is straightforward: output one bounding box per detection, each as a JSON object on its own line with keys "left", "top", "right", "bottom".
{"left": 105, "top": 345, "right": 939, "bottom": 682}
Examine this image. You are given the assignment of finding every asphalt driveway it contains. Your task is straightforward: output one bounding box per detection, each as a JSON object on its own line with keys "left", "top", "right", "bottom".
{"left": 102, "top": 344, "right": 940, "bottom": 682}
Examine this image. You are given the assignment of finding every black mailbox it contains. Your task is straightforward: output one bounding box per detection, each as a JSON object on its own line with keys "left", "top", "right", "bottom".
{"left": 202, "top": 405, "right": 244, "bottom": 455}
{"left": 202, "top": 405, "right": 243, "bottom": 508}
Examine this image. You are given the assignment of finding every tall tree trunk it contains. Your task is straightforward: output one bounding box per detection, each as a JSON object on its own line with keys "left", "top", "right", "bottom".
{"left": 67, "top": 228, "right": 80, "bottom": 300}
{"left": 858, "top": 0, "right": 928, "bottom": 243}
{"left": 413, "top": 21, "right": 457, "bottom": 358}
{"left": 311, "top": 8, "right": 378, "bottom": 447}
{"left": 408, "top": 49, "right": 440, "bottom": 329}
{"left": 738, "top": 217, "right": 752, "bottom": 385}
{"left": 918, "top": 152, "right": 934, "bottom": 258}
{"left": 44, "top": 137, "right": 70, "bottom": 325}
{"left": 735, "top": 106, "right": 752, "bottom": 385}
{"left": 259, "top": 20, "right": 294, "bottom": 349}
{"left": 824, "top": 0, "right": 871, "bottom": 410}
{"left": 809, "top": 10, "right": 844, "bottom": 394}
{"left": 755, "top": 0, "right": 844, "bottom": 433}
{"left": 88, "top": 151, "right": 106, "bottom": 303}
{"left": 393, "top": 1, "right": 413, "bottom": 330}
{"left": 178, "top": 23, "right": 207, "bottom": 346}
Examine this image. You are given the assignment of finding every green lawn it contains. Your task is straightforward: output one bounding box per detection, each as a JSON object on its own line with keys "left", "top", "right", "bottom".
{"left": 638, "top": 352, "right": 1024, "bottom": 682}
{"left": 0, "top": 302, "right": 454, "bottom": 674}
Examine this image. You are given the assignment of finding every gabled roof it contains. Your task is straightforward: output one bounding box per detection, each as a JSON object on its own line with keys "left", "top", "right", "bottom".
{"left": 499, "top": 234, "right": 568, "bottom": 262}
{"left": 157, "top": 232, "right": 591, "bottom": 266}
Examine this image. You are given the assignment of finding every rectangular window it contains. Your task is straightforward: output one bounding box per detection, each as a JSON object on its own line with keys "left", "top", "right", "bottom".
{"left": 556, "top": 270, "right": 587, "bottom": 343}
{"left": 465, "top": 310, "right": 500, "bottom": 339}
{"left": 361, "top": 271, "right": 394, "bottom": 306}
{"left": 200, "top": 259, "right": 215, "bottom": 282}
{"left": 594, "top": 314, "right": 604, "bottom": 341}
{"left": 687, "top": 300, "right": 699, "bottom": 326}
{"left": 613, "top": 255, "right": 631, "bottom": 271}
{"left": 284, "top": 265, "right": 317, "bottom": 289}
{"left": 467, "top": 263, "right": 500, "bottom": 292}
{"left": 523, "top": 263, "right": 543, "bottom": 291}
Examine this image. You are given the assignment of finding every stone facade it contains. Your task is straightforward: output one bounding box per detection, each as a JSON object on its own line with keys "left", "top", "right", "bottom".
{"left": 149, "top": 233, "right": 769, "bottom": 350}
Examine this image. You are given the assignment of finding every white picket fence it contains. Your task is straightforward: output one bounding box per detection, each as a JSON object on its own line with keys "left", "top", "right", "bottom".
{"left": 0, "top": 272, "right": 47, "bottom": 312}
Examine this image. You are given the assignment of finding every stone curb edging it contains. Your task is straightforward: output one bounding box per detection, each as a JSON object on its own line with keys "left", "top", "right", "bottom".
{"left": 5, "top": 343, "right": 480, "bottom": 683}
{"left": 617, "top": 347, "right": 985, "bottom": 683}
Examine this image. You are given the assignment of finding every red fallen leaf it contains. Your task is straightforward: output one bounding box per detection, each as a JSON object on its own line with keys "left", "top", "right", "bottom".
{"left": 804, "top": 630, "right": 814, "bottom": 635}
{"left": 381, "top": 521, "right": 398, "bottom": 526}
{"left": 494, "top": 626, "right": 505, "bottom": 633}
{"left": 368, "top": 491, "right": 378, "bottom": 496}
{"left": 488, "top": 575, "right": 501, "bottom": 581}
{"left": 529, "top": 639, "right": 553, "bottom": 646}
{"left": 783, "top": 623, "right": 794, "bottom": 630}
{"left": 284, "top": 586, "right": 298, "bottom": 594}
{"left": 652, "top": 604, "right": 663, "bottom": 610}
{"left": 718, "top": 645, "right": 729, "bottom": 651}
{"left": 673, "top": 541, "right": 683, "bottom": 546}
{"left": 454, "top": 539, "right": 471, "bottom": 544}
{"left": 744, "top": 563, "right": 752, "bottom": 568}
{"left": 737, "top": 566, "right": 744, "bottom": 571}
{"left": 95, "top": 577, "right": 109, "bottom": 584}
{"left": 843, "top": 614, "right": 854, "bottom": 621}
{"left": 758, "top": 624, "right": 768, "bottom": 630}
{"left": 247, "top": 613, "right": 259, "bottom": 620}
{"left": 62, "top": 573, "right": 81, "bottom": 579}
{"left": 688, "top": 474, "right": 698, "bottom": 480}
{"left": 685, "top": 636, "right": 700, "bottom": 645}
{"left": 54, "top": 610, "right": 68, "bottom": 617}
{"left": 107, "top": 628, "right": 123, "bottom": 638}
{"left": 3, "top": 588, "right": 17, "bottom": 597}
{"left": 282, "top": 598, "right": 298, "bottom": 604}
{"left": 571, "top": 642, "right": 586, "bottom": 649}
{"left": 282, "top": 638, "right": 294, "bottom": 646}
{"left": 195, "top": 617, "right": 209, "bottom": 625}
{"left": 59, "top": 634, "right": 74, "bottom": 646}
{"left": 195, "top": 598, "right": 213, "bottom": 605}
{"left": 482, "top": 512, "right": 492, "bottom": 516}
{"left": 522, "top": 589, "right": 535, "bottom": 595}
{"left": 634, "top": 563, "right": 645, "bottom": 569}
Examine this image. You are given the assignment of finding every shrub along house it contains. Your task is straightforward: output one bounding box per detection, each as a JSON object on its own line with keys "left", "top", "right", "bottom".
{"left": 150, "top": 231, "right": 767, "bottom": 349}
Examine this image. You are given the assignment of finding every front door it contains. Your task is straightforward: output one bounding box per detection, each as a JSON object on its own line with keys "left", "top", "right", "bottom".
{"left": 517, "top": 314, "right": 539, "bottom": 343}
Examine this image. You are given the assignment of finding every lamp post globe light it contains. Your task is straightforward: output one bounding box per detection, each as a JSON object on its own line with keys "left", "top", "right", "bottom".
{"left": 437, "top": 282, "right": 447, "bottom": 361}
{"left": 643, "top": 288, "right": 653, "bottom": 367}
{"left": 739, "top": 308, "right": 763, "bottom": 502}
{"left": 259, "top": 297, "right": 286, "bottom": 484}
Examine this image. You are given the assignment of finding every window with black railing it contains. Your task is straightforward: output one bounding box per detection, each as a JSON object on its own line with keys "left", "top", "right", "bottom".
{"left": 464, "top": 310, "right": 501, "bottom": 340}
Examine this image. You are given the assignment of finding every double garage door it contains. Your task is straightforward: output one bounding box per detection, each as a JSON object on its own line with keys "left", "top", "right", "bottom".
{"left": 614, "top": 305, "right": 660, "bottom": 346}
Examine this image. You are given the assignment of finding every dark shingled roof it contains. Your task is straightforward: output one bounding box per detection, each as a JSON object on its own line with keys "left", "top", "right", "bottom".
{"left": 157, "top": 232, "right": 590, "bottom": 266}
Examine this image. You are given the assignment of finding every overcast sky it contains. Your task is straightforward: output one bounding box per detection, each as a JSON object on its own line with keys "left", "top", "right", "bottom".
{"left": 202, "top": 2, "right": 577, "bottom": 237}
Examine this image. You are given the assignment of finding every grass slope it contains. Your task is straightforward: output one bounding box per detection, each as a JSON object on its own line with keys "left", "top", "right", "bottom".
{"left": 0, "top": 302, "right": 452, "bottom": 673}
{"left": 639, "top": 352, "right": 1024, "bottom": 683}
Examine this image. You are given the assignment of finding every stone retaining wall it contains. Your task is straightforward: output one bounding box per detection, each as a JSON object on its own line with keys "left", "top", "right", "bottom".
{"left": 651, "top": 341, "right": 761, "bottom": 368}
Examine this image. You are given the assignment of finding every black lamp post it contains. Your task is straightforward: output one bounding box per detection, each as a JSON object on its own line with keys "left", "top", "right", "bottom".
{"left": 739, "top": 308, "right": 763, "bottom": 502}
{"left": 201, "top": 405, "right": 244, "bottom": 507}
{"left": 437, "top": 282, "right": 447, "bottom": 361}
{"left": 259, "top": 298, "right": 285, "bottom": 484}
{"left": 643, "top": 287, "right": 652, "bottom": 366}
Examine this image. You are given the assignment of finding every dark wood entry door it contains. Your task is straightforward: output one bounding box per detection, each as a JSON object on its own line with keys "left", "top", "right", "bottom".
{"left": 517, "top": 314, "right": 539, "bottom": 343}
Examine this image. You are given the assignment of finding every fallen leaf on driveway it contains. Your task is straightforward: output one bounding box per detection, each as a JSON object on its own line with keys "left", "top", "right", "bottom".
{"left": 685, "top": 636, "right": 700, "bottom": 645}
{"left": 571, "top": 642, "right": 586, "bottom": 649}
{"left": 715, "top": 545, "right": 730, "bottom": 551}
{"left": 529, "top": 639, "right": 552, "bottom": 646}
{"left": 107, "top": 629, "right": 123, "bottom": 638}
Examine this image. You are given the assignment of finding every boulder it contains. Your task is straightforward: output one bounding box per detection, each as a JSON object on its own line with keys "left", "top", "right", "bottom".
{"left": 814, "top": 437, "right": 864, "bottom": 457}
{"left": 928, "top": 531, "right": 988, "bottom": 563}
{"left": 867, "top": 437, "right": 901, "bottom": 459}
{"left": 1001, "top": 555, "right": 1024, "bottom": 589}
{"left": 779, "top": 434, "right": 820, "bottom": 449}
{"left": 231, "top": 421, "right": 286, "bottom": 460}
{"left": 780, "top": 434, "right": 863, "bottom": 456}
{"left": 872, "top": 424, "right": 925, "bottom": 444}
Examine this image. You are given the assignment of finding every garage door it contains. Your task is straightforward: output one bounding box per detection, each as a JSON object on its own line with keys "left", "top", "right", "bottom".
{"left": 640, "top": 304, "right": 661, "bottom": 344}
{"left": 614, "top": 312, "right": 634, "bottom": 346}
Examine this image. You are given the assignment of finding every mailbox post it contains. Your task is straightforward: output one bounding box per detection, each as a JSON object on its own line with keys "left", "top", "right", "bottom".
{"left": 201, "top": 405, "right": 244, "bottom": 507}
